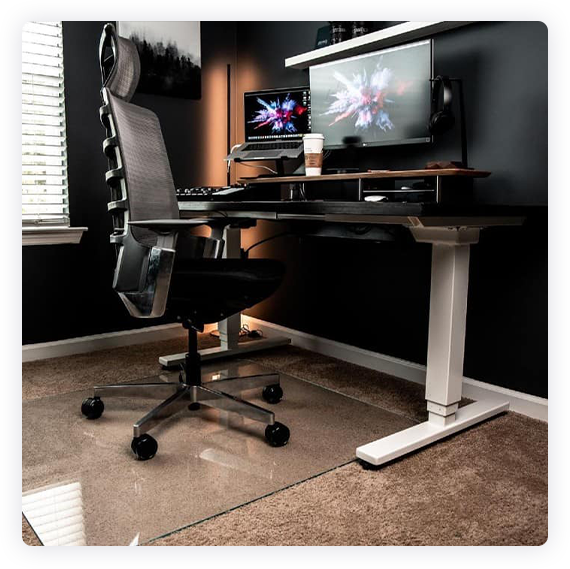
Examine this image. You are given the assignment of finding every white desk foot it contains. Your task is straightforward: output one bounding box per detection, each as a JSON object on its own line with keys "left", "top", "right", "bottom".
{"left": 159, "top": 336, "right": 291, "bottom": 368}
{"left": 356, "top": 399, "right": 509, "bottom": 466}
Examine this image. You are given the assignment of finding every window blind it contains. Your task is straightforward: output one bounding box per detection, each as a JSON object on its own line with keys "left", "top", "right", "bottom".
{"left": 22, "top": 22, "right": 70, "bottom": 226}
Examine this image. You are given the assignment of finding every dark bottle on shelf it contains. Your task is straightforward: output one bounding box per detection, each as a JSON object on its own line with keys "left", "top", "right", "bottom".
{"left": 330, "top": 22, "right": 349, "bottom": 44}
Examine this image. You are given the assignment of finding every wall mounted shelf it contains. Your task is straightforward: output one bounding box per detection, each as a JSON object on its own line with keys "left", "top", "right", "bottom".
{"left": 284, "top": 21, "right": 474, "bottom": 69}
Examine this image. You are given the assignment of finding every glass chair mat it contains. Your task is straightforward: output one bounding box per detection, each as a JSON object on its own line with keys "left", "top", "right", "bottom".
{"left": 22, "top": 360, "right": 414, "bottom": 546}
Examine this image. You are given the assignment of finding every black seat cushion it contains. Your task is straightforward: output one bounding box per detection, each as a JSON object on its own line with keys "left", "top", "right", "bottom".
{"left": 168, "top": 258, "right": 285, "bottom": 326}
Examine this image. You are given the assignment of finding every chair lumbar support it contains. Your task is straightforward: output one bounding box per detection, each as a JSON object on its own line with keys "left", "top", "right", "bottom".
{"left": 81, "top": 328, "right": 290, "bottom": 459}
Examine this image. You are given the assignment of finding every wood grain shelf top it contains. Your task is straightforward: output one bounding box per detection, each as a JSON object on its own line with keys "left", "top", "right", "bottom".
{"left": 240, "top": 169, "right": 491, "bottom": 185}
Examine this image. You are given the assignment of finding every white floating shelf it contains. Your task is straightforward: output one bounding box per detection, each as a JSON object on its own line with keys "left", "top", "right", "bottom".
{"left": 285, "top": 21, "right": 474, "bottom": 69}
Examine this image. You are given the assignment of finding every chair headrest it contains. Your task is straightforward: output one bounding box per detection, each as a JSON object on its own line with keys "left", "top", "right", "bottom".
{"left": 99, "top": 23, "right": 141, "bottom": 102}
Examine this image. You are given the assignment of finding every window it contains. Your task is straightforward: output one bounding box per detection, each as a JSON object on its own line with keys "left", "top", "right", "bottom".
{"left": 22, "top": 22, "right": 69, "bottom": 227}
{"left": 22, "top": 22, "right": 85, "bottom": 245}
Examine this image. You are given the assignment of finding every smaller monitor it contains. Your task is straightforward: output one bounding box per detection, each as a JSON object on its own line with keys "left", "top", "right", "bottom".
{"left": 244, "top": 87, "right": 311, "bottom": 142}
{"left": 310, "top": 40, "right": 432, "bottom": 149}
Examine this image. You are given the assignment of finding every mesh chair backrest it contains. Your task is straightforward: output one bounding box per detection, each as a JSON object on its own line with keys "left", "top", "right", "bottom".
{"left": 106, "top": 94, "right": 180, "bottom": 247}
{"left": 99, "top": 23, "right": 179, "bottom": 248}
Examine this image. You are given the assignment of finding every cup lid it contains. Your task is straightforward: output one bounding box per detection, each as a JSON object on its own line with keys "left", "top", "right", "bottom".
{"left": 304, "top": 133, "right": 324, "bottom": 139}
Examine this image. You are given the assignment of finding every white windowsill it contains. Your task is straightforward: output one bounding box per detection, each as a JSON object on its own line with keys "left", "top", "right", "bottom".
{"left": 22, "top": 226, "right": 88, "bottom": 246}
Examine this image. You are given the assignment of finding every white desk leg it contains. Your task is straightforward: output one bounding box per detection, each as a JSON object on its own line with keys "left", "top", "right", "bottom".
{"left": 159, "top": 226, "right": 290, "bottom": 369}
{"left": 356, "top": 227, "right": 509, "bottom": 466}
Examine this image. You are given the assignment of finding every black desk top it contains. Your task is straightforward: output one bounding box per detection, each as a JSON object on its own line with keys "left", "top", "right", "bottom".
{"left": 178, "top": 200, "right": 538, "bottom": 219}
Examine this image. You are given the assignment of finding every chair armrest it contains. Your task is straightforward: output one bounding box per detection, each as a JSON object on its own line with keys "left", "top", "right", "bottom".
{"left": 128, "top": 219, "right": 213, "bottom": 233}
{"left": 128, "top": 218, "right": 230, "bottom": 246}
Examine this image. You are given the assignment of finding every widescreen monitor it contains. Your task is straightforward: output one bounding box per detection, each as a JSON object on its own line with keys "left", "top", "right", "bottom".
{"left": 309, "top": 40, "right": 432, "bottom": 149}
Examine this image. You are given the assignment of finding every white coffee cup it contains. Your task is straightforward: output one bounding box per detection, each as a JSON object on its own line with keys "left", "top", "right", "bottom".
{"left": 303, "top": 133, "right": 325, "bottom": 176}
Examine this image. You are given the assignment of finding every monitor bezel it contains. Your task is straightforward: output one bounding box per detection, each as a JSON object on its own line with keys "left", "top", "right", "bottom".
{"left": 309, "top": 39, "right": 434, "bottom": 150}
{"left": 243, "top": 86, "right": 311, "bottom": 142}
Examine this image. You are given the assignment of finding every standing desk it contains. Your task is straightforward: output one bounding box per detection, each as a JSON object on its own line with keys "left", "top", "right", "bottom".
{"left": 162, "top": 183, "right": 530, "bottom": 466}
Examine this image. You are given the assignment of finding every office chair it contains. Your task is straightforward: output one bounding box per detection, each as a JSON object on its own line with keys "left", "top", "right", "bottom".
{"left": 80, "top": 23, "right": 289, "bottom": 460}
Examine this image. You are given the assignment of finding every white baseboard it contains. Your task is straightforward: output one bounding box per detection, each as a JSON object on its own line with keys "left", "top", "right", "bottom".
{"left": 242, "top": 315, "right": 548, "bottom": 422}
{"left": 22, "top": 323, "right": 216, "bottom": 363}
{"left": 22, "top": 315, "right": 547, "bottom": 422}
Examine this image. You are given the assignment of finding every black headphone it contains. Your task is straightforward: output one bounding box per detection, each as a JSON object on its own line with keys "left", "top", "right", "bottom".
{"left": 429, "top": 75, "right": 455, "bottom": 135}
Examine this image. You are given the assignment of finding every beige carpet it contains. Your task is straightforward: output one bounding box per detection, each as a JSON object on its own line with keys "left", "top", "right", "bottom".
{"left": 22, "top": 334, "right": 547, "bottom": 546}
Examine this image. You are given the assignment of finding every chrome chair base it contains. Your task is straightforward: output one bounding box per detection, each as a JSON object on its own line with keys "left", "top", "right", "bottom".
{"left": 82, "top": 370, "right": 290, "bottom": 459}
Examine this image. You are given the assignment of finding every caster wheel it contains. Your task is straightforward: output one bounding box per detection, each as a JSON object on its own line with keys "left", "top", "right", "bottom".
{"left": 131, "top": 435, "right": 158, "bottom": 461}
{"left": 265, "top": 422, "right": 290, "bottom": 447}
{"left": 262, "top": 384, "right": 283, "bottom": 404}
{"left": 188, "top": 402, "right": 201, "bottom": 411}
{"left": 81, "top": 397, "right": 104, "bottom": 420}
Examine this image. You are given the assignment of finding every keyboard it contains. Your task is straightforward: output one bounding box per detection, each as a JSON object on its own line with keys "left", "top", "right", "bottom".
{"left": 176, "top": 185, "right": 251, "bottom": 201}
{"left": 242, "top": 141, "right": 301, "bottom": 151}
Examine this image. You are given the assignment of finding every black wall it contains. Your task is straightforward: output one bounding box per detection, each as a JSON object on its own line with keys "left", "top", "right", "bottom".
{"left": 22, "top": 22, "right": 548, "bottom": 399}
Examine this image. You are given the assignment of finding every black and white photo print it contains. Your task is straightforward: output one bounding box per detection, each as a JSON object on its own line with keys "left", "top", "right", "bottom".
{"left": 117, "top": 21, "right": 201, "bottom": 99}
